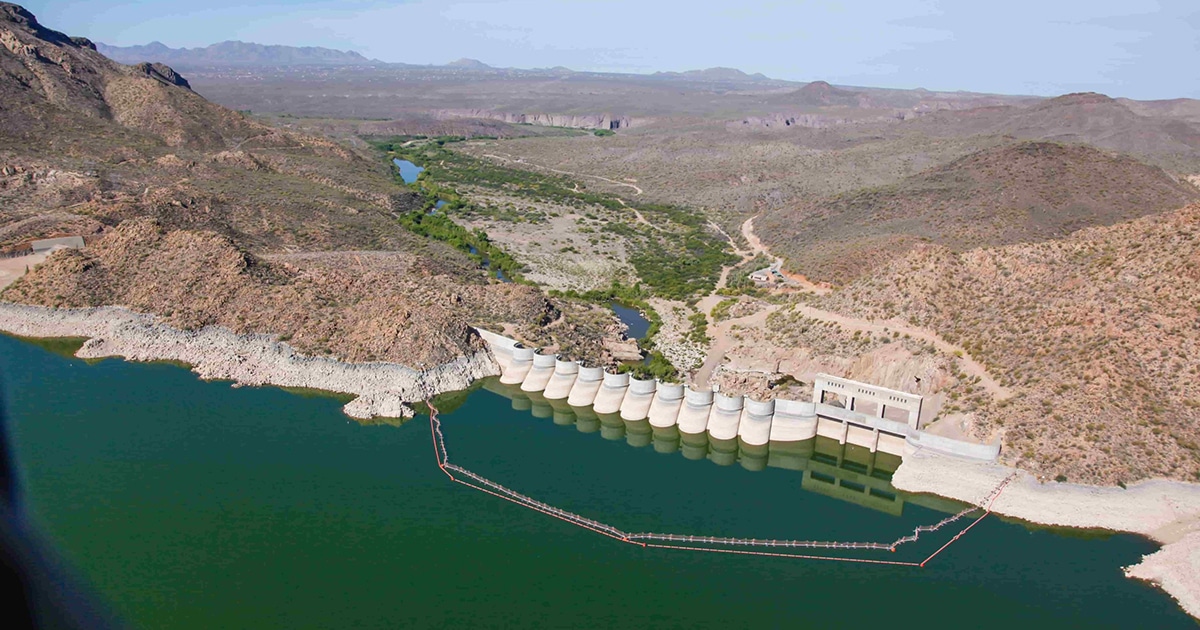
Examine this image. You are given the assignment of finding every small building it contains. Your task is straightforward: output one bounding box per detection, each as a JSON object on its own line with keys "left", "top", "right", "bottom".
{"left": 31, "top": 236, "right": 85, "bottom": 254}
{"left": 749, "top": 267, "right": 774, "bottom": 283}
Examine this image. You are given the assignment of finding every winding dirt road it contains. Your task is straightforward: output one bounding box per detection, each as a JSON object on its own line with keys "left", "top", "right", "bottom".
{"left": 693, "top": 216, "right": 1011, "bottom": 400}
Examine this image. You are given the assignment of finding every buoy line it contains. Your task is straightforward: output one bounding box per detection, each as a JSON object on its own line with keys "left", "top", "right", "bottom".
{"left": 428, "top": 401, "right": 1013, "bottom": 566}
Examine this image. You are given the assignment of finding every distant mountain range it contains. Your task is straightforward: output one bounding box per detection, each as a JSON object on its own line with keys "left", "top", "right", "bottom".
{"left": 96, "top": 40, "right": 783, "bottom": 82}
{"left": 96, "top": 41, "right": 380, "bottom": 67}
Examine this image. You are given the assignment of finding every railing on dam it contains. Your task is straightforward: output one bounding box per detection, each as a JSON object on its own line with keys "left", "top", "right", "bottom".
{"left": 473, "top": 327, "right": 1000, "bottom": 462}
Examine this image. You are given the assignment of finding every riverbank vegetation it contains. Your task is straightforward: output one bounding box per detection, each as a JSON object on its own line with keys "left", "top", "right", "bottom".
{"left": 371, "top": 136, "right": 735, "bottom": 301}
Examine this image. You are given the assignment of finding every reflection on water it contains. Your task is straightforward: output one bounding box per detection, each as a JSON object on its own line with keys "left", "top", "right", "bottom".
{"left": 480, "top": 378, "right": 935, "bottom": 517}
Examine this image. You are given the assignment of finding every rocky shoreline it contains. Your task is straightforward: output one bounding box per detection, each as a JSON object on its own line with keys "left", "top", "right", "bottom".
{"left": 893, "top": 451, "right": 1200, "bottom": 619}
{"left": 0, "top": 302, "right": 500, "bottom": 419}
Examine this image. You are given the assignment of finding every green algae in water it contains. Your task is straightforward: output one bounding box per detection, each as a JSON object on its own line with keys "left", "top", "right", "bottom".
{"left": 0, "top": 333, "right": 1193, "bottom": 629}
{"left": 2, "top": 333, "right": 90, "bottom": 360}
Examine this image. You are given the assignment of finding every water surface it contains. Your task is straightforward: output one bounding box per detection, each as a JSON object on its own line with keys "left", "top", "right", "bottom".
{"left": 392, "top": 158, "right": 424, "bottom": 184}
{"left": 610, "top": 302, "right": 650, "bottom": 340}
{"left": 0, "top": 334, "right": 1189, "bottom": 628}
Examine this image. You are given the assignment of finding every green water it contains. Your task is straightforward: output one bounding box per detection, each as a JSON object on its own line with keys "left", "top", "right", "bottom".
{"left": 0, "top": 333, "right": 1191, "bottom": 628}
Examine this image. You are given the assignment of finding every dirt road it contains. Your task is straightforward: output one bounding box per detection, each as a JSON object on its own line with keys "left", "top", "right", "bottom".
{"left": 0, "top": 252, "right": 47, "bottom": 291}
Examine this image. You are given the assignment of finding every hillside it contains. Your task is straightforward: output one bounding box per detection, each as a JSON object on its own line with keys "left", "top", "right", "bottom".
{"left": 759, "top": 141, "right": 1200, "bottom": 284}
{"left": 776, "top": 80, "right": 864, "bottom": 108}
{"left": 911, "top": 93, "right": 1200, "bottom": 172}
{"left": 0, "top": 4, "right": 571, "bottom": 368}
{"left": 814, "top": 203, "right": 1200, "bottom": 484}
{"left": 97, "top": 40, "right": 377, "bottom": 67}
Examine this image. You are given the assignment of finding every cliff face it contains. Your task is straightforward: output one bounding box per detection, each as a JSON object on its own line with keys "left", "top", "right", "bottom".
{"left": 434, "top": 109, "right": 637, "bottom": 130}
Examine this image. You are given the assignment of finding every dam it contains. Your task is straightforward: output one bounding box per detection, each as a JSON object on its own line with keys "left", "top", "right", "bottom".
{"left": 477, "top": 328, "right": 999, "bottom": 462}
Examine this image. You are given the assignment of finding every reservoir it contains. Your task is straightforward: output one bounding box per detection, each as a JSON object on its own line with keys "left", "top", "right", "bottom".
{"left": 392, "top": 158, "right": 424, "bottom": 184}
{"left": 0, "top": 333, "right": 1191, "bottom": 628}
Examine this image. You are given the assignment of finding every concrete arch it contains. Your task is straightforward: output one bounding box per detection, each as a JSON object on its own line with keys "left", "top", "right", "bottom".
{"left": 520, "top": 351, "right": 558, "bottom": 393}
{"left": 620, "top": 377, "right": 657, "bottom": 421}
{"left": 543, "top": 359, "right": 580, "bottom": 400}
{"left": 567, "top": 365, "right": 605, "bottom": 407}
{"left": 737, "top": 397, "right": 775, "bottom": 447}
{"left": 648, "top": 382, "right": 685, "bottom": 428}
{"left": 707, "top": 393, "right": 744, "bottom": 441}
{"left": 678, "top": 386, "right": 714, "bottom": 435}
{"left": 593, "top": 371, "right": 629, "bottom": 415}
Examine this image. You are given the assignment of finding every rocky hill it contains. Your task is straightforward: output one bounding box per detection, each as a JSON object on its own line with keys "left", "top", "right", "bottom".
{"left": 0, "top": 3, "right": 571, "bottom": 368}
{"left": 97, "top": 40, "right": 378, "bottom": 67}
{"left": 815, "top": 203, "right": 1200, "bottom": 484}
{"left": 759, "top": 141, "right": 1200, "bottom": 284}
{"left": 778, "top": 81, "right": 864, "bottom": 108}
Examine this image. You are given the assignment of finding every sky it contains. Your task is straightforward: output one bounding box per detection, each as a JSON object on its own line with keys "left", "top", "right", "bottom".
{"left": 21, "top": 0, "right": 1200, "bottom": 99}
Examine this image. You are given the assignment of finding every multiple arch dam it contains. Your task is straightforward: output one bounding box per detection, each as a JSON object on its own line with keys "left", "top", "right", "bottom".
{"left": 476, "top": 328, "right": 1000, "bottom": 462}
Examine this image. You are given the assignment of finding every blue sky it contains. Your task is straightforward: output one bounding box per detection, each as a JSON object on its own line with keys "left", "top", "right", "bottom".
{"left": 23, "top": 0, "right": 1200, "bottom": 99}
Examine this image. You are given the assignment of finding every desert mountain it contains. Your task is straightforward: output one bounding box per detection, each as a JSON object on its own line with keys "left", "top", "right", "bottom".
{"left": 779, "top": 80, "right": 864, "bottom": 107}
{"left": 97, "top": 40, "right": 377, "bottom": 67}
{"left": 445, "top": 57, "right": 490, "bottom": 69}
{"left": 0, "top": 3, "right": 560, "bottom": 368}
{"left": 912, "top": 93, "right": 1200, "bottom": 171}
{"left": 652, "top": 67, "right": 772, "bottom": 83}
{"left": 815, "top": 202, "right": 1200, "bottom": 483}
{"left": 758, "top": 141, "right": 1200, "bottom": 285}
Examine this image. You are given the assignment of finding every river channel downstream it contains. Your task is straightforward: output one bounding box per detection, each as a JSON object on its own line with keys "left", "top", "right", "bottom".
{"left": 0, "top": 333, "right": 1192, "bottom": 627}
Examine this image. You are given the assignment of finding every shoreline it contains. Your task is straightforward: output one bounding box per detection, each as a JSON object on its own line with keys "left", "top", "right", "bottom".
{"left": 893, "top": 451, "right": 1200, "bottom": 619}
{"left": 0, "top": 302, "right": 499, "bottom": 420}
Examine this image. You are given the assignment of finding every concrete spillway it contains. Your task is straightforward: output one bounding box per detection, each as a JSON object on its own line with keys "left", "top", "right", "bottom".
{"left": 474, "top": 327, "right": 1001, "bottom": 462}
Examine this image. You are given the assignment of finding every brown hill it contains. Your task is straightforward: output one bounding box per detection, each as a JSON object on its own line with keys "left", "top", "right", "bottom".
{"left": 910, "top": 93, "right": 1200, "bottom": 172}
{"left": 779, "top": 80, "right": 864, "bottom": 108}
{"left": 759, "top": 141, "right": 1200, "bottom": 285}
{"left": 815, "top": 203, "right": 1200, "bottom": 484}
{"left": 0, "top": 4, "right": 590, "bottom": 369}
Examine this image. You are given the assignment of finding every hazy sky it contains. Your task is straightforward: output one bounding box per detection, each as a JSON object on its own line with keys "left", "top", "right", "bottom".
{"left": 23, "top": 0, "right": 1200, "bottom": 99}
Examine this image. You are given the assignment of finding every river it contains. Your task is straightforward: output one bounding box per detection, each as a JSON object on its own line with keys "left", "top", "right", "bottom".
{"left": 610, "top": 302, "right": 650, "bottom": 341}
{"left": 0, "top": 333, "right": 1190, "bottom": 628}
{"left": 393, "top": 158, "right": 424, "bottom": 184}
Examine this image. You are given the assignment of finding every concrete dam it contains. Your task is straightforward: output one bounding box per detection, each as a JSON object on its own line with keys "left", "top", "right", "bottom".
{"left": 475, "top": 329, "right": 1000, "bottom": 462}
